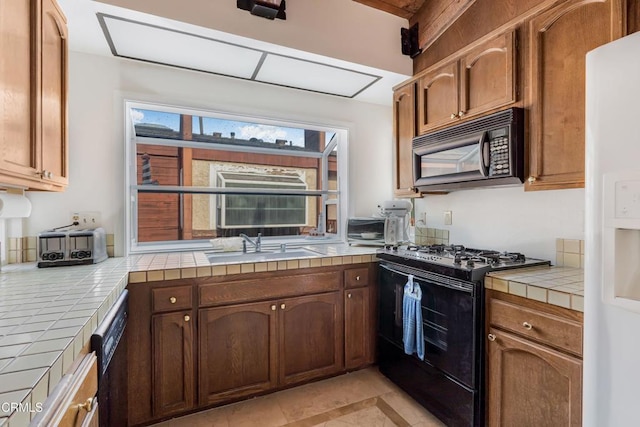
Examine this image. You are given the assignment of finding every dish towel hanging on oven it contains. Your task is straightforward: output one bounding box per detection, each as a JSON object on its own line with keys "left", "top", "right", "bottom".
{"left": 402, "top": 275, "right": 424, "bottom": 360}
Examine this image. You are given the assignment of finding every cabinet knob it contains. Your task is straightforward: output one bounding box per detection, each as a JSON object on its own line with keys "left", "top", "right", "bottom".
{"left": 528, "top": 176, "right": 537, "bottom": 184}
{"left": 184, "top": 315, "right": 190, "bottom": 322}
{"left": 271, "top": 304, "right": 276, "bottom": 311}
{"left": 280, "top": 303, "right": 286, "bottom": 310}
{"left": 488, "top": 334, "right": 496, "bottom": 342}
{"left": 347, "top": 293, "right": 352, "bottom": 299}
{"left": 522, "top": 321, "right": 533, "bottom": 330}
{"left": 170, "top": 297, "right": 177, "bottom": 304}
{"left": 356, "top": 275, "right": 361, "bottom": 281}
{"left": 47, "top": 171, "right": 53, "bottom": 179}
{"left": 458, "top": 111, "right": 465, "bottom": 117}
{"left": 450, "top": 113, "right": 458, "bottom": 119}
{"left": 77, "top": 397, "right": 95, "bottom": 413}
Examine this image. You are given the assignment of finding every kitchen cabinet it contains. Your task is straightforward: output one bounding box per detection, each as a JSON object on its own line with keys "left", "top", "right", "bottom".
{"left": 0, "top": 0, "right": 68, "bottom": 191}
{"left": 344, "top": 266, "right": 375, "bottom": 369}
{"left": 392, "top": 82, "right": 419, "bottom": 198}
{"left": 128, "top": 263, "right": 376, "bottom": 426}
{"left": 199, "top": 283, "right": 343, "bottom": 405}
{"left": 32, "top": 353, "right": 98, "bottom": 427}
{"left": 526, "top": 0, "right": 625, "bottom": 190}
{"left": 486, "top": 290, "right": 583, "bottom": 426}
{"left": 199, "top": 301, "right": 277, "bottom": 405}
{"left": 152, "top": 310, "right": 194, "bottom": 418}
{"left": 415, "top": 29, "right": 517, "bottom": 136}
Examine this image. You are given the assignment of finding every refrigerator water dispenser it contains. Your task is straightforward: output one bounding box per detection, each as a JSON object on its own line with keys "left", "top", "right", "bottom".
{"left": 603, "top": 172, "right": 640, "bottom": 312}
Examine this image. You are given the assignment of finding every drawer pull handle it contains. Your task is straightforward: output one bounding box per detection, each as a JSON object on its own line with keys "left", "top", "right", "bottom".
{"left": 522, "top": 322, "right": 533, "bottom": 330}
{"left": 271, "top": 304, "right": 276, "bottom": 311}
{"left": 184, "top": 315, "right": 190, "bottom": 322}
{"left": 170, "top": 297, "right": 177, "bottom": 304}
{"left": 77, "top": 397, "right": 95, "bottom": 412}
{"left": 280, "top": 303, "right": 286, "bottom": 310}
{"left": 356, "top": 275, "right": 361, "bottom": 281}
{"left": 488, "top": 334, "right": 496, "bottom": 342}
{"left": 347, "top": 293, "right": 352, "bottom": 299}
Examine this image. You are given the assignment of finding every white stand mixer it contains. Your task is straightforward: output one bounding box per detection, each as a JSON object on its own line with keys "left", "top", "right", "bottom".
{"left": 378, "top": 200, "right": 413, "bottom": 245}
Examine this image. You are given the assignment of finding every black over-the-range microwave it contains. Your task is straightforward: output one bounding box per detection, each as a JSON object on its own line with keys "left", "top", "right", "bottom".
{"left": 412, "top": 107, "right": 524, "bottom": 191}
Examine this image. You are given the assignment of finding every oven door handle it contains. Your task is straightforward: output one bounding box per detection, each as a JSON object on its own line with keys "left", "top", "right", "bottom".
{"left": 478, "top": 131, "right": 490, "bottom": 177}
{"left": 380, "top": 262, "right": 433, "bottom": 283}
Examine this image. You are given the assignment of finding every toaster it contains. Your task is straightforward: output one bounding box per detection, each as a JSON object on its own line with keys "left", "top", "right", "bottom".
{"left": 38, "top": 227, "right": 108, "bottom": 268}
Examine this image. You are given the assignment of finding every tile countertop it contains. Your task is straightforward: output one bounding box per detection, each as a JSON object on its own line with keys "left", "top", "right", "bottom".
{"left": 485, "top": 265, "right": 584, "bottom": 312}
{"left": 0, "top": 243, "right": 379, "bottom": 425}
{"left": 127, "top": 244, "right": 380, "bottom": 284}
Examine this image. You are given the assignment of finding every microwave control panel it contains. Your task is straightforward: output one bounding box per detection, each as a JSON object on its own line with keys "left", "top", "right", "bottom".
{"left": 488, "top": 129, "right": 510, "bottom": 177}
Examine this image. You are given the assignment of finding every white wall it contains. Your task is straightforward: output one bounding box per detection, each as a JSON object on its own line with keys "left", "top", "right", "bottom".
{"left": 414, "top": 186, "right": 585, "bottom": 261}
{"left": 25, "top": 52, "right": 394, "bottom": 255}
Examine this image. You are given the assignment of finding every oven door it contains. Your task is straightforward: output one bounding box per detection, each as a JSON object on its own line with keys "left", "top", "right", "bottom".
{"left": 378, "top": 262, "right": 477, "bottom": 388}
{"left": 413, "top": 132, "right": 490, "bottom": 189}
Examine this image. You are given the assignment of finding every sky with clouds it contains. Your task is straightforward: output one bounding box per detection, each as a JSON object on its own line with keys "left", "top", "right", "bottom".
{"left": 133, "top": 108, "right": 306, "bottom": 146}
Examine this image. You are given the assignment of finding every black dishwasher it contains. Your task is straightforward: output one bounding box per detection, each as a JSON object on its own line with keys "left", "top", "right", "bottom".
{"left": 91, "top": 289, "right": 128, "bottom": 427}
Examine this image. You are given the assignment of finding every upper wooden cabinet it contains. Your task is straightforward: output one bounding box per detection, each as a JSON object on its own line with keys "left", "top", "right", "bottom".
{"left": 0, "top": 0, "right": 68, "bottom": 191}
{"left": 392, "top": 83, "right": 419, "bottom": 198}
{"left": 416, "top": 60, "right": 459, "bottom": 134}
{"left": 415, "top": 29, "right": 517, "bottom": 136}
{"left": 526, "top": 0, "right": 625, "bottom": 190}
{"left": 459, "top": 30, "right": 516, "bottom": 119}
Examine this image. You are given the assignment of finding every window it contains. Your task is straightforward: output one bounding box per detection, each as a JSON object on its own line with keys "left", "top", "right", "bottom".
{"left": 125, "top": 101, "right": 346, "bottom": 253}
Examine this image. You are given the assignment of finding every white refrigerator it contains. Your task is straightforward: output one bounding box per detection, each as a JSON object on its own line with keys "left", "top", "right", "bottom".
{"left": 585, "top": 30, "right": 640, "bottom": 426}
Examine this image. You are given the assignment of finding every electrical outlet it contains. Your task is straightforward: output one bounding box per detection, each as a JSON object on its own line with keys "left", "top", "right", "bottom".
{"left": 71, "top": 212, "right": 101, "bottom": 229}
{"left": 444, "top": 210, "right": 452, "bottom": 225}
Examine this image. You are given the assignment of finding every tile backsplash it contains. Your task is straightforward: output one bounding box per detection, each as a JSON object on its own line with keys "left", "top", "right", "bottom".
{"left": 556, "top": 238, "right": 584, "bottom": 268}
{"left": 6, "top": 235, "right": 115, "bottom": 264}
{"left": 414, "top": 227, "right": 450, "bottom": 246}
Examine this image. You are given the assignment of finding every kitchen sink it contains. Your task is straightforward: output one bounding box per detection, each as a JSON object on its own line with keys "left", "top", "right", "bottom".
{"left": 206, "top": 248, "right": 321, "bottom": 264}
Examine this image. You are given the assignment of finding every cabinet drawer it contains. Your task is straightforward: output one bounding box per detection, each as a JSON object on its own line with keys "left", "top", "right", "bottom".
{"left": 344, "top": 267, "right": 369, "bottom": 289}
{"left": 152, "top": 286, "right": 192, "bottom": 313}
{"left": 200, "top": 271, "right": 341, "bottom": 307}
{"left": 489, "top": 298, "right": 582, "bottom": 356}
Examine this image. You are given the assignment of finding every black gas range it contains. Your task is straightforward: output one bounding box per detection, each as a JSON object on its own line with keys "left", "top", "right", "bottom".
{"left": 376, "top": 243, "right": 550, "bottom": 427}
{"left": 377, "top": 243, "right": 550, "bottom": 282}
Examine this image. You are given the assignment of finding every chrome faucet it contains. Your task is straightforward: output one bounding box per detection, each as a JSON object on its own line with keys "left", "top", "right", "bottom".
{"left": 239, "top": 233, "right": 262, "bottom": 253}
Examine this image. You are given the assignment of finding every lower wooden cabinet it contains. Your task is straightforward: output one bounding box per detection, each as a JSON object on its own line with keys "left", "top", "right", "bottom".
{"left": 486, "top": 290, "right": 583, "bottom": 427}
{"left": 152, "top": 311, "right": 195, "bottom": 418}
{"left": 128, "top": 263, "right": 377, "bottom": 426}
{"left": 32, "top": 353, "right": 98, "bottom": 427}
{"left": 199, "top": 301, "right": 277, "bottom": 406}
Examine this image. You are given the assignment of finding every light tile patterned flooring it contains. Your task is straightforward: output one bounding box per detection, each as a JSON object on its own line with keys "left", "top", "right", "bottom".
{"left": 152, "top": 367, "right": 445, "bottom": 427}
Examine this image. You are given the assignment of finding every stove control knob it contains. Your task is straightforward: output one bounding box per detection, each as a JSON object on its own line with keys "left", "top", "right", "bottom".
{"left": 466, "top": 259, "right": 475, "bottom": 268}
{"left": 453, "top": 255, "right": 462, "bottom": 265}
{"left": 392, "top": 246, "right": 398, "bottom": 251}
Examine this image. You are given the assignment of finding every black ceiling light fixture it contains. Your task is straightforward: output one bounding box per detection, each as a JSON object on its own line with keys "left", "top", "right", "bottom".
{"left": 237, "top": 0, "right": 286, "bottom": 20}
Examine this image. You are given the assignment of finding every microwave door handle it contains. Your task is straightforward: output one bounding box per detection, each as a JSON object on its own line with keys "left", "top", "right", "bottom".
{"left": 478, "top": 132, "right": 490, "bottom": 177}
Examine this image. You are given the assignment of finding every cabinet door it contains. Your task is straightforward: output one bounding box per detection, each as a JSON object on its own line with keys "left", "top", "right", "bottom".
{"left": 487, "top": 327, "right": 582, "bottom": 427}
{"left": 416, "top": 61, "right": 459, "bottom": 134}
{"left": 199, "top": 302, "right": 277, "bottom": 406}
{"left": 152, "top": 311, "right": 194, "bottom": 417}
{"left": 460, "top": 29, "right": 516, "bottom": 118}
{"left": 393, "top": 83, "right": 418, "bottom": 198}
{"left": 344, "top": 287, "right": 371, "bottom": 370}
{"left": 0, "top": 0, "right": 39, "bottom": 179}
{"left": 527, "top": 0, "right": 624, "bottom": 190}
{"left": 40, "top": 0, "right": 68, "bottom": 186}
{"left": 279, "top": 292, "right": 343, "bottom": 385}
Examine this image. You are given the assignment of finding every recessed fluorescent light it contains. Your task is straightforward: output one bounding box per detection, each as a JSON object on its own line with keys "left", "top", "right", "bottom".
{"left": 100, "top": 15, "right": 263, "bottom": 79}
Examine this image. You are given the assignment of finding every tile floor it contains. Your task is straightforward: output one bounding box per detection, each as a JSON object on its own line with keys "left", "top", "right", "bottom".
{"left": 152, "top": 367, "right": 445, "bottom": 427}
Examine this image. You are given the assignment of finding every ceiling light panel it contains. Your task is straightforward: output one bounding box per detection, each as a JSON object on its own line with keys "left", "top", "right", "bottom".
{"left": 102, "top": 16, "right": 263, "bottom": 79}
{"left": 256, "top": 54, "right": 379, "bottom": 97}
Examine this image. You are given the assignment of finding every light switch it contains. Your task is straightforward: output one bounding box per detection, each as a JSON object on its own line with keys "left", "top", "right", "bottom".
{"left": 444, "top": 211, "right": 452, "bottom": 225}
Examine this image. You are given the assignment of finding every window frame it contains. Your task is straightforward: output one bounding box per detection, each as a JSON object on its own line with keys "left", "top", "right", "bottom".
{"left": 124, "top": 100, "right": 348, "bottom": 255}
